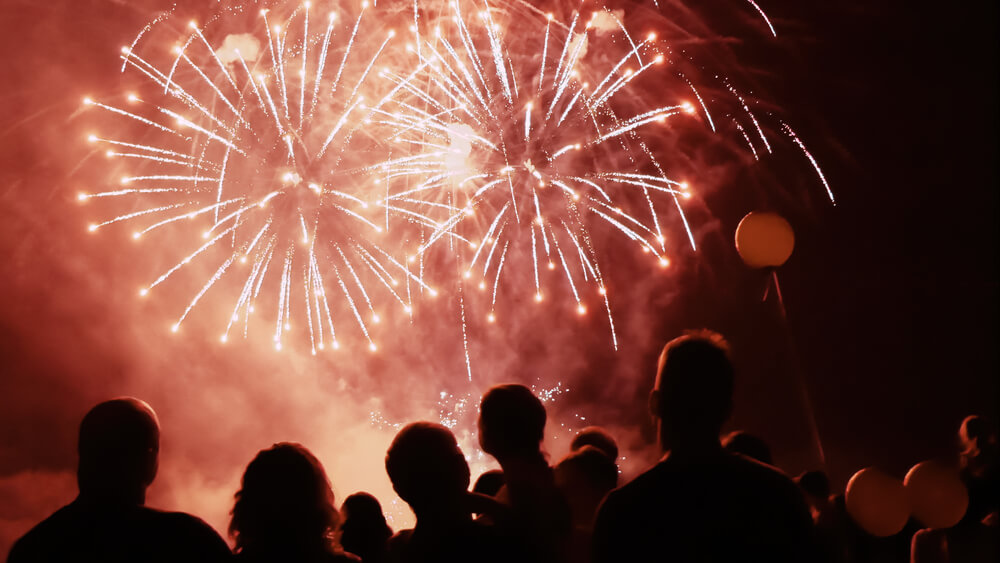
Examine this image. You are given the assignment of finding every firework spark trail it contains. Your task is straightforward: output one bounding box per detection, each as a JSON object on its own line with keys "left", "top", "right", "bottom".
{"left": 726, "top": 81, "right": 772, "bottom": 153}
{"left": 733, "top": 118, "right": 759, "bottom": 160}
{"left": 83, "top": 1, "right": 446, "bottom": 350}
{"left": 682, "top": 75, "right": 715, "bottom": 132}
{"left": 745, "top": 0, "right": 778, "bottom": 37}
{"left": 385, "top": 1, "right": 699, "bottom": 338}
{"left": 782, "top": 122, "right": 835, "bottom": 204}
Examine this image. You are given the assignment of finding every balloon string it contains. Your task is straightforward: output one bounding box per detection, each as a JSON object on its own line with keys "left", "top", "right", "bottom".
{"left": 769, "top": 268, "right": 827, "bottom": 467}
{"left": 772, "top": 269, "right": 786, "bottom": 317}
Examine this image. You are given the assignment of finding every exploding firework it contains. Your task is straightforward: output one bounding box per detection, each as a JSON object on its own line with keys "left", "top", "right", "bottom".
{"left": 80, "top": 1, "right": 442, "bottom": 353}
{"left": 79, "top": 0, "right": 834, "bottom": 356}
{"left": 376, "top": 1, "right": 703, "bottom": 350}
{"left": 376, "top": 0, "right": 834, "bottom": 354}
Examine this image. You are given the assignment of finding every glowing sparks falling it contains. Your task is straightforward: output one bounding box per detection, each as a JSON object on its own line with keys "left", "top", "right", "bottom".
{"left": 81, "top": 0, "right": 833, "bottom": 353}
{"left": 382, "top": 3, "right": 698, "bottom": 348}
{"left": 82, "top": 2, "right": 442, "bottom": 351}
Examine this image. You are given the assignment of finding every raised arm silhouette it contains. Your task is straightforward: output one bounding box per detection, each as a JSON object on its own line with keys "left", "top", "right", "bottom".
{"left": 384, "top": 422, "right": 508, "bottom": 563}
{"left": 478, "top": 384, "right": 571, "bottom": 562}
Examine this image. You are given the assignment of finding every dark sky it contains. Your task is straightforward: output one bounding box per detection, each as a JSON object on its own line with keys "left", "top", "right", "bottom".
{"left": 1, "top": 0, "right": 997, "bottom": 554}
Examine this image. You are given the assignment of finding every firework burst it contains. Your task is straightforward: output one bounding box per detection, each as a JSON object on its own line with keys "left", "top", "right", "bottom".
{"left": 79, "top": 0, "right": 834, "bottom": 357}
{"left": 377, "top": 1, "right": 702, "bottom": 349}
{"left": 81, "top": 1, "right": 443, "bottom": 353}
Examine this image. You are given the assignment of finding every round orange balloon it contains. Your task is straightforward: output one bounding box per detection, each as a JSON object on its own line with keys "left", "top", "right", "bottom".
{"left": 735, "top": 212, "right": 795, "bottom": 268}
{"left": 846, "top": 468, "right": 911, "bottom": 537}
{"left": 904, "top": 461, "right": 969, "bottom": 529}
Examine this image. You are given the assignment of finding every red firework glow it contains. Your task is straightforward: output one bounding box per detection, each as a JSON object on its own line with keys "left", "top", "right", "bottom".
{"left": 0, "top": 0, "right": 858, "bottom": 554}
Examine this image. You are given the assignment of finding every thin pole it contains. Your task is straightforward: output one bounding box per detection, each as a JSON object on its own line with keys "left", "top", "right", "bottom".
{"left": 769, "top": 268, "right": 827, "bottom": 467}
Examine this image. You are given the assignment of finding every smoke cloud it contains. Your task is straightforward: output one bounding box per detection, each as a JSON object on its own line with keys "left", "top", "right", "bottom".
{"left": 215, "top": 33, "right": 261, "bottom": 65}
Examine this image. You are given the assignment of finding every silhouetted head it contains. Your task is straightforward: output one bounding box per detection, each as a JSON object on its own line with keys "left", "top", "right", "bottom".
{"left": 342, "top": 492, "right": 388, "bottom": 526}
{"left": 230, "top": 443, "right": 339, "bottom": 555}
{"left": 722, "top": 431, "right": 773, "bottom": 465}
{"left": 77, "top": 398, "right": 160, "bottom": 503}
{"left": 555, "top": 445, "right": 618, "bottom": 494}
{"left": 340, "top": 492, "right": 392, "bottom": 556}
{"left": 386, "top": 422, "right": 470, "bottom": 517}
{"left": 650, "top": 330, "right": 734, "bottom": 451}
{"left": 795, "top": 470, "right": 831, "bottom": 502}
{"left": 571, "top": 427, "right": 619, "bottom": 461}
{"left": 555, "top": 445, "right": 618, "bottom": 529}
{"left": 960, "top": 415, "right": 997, "bottom": 454}
{"left": 478, "top": 384, "right": 546, "bottom": 461}
{"left": 472, "top": 469, "right": 505, "bottom": 497}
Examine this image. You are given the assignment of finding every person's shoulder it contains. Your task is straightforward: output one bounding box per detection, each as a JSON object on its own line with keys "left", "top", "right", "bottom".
{"left": 143, "top": 508, "right": 231, "bottom": 557}
{"left": 386, "top": 528, "right": 414, "bottom": 549}
{"left": 146, "top": 507, "right": 221, "bottom": 533}
{"left": 598, "top": 462, "right": 667, "bottom": 516}
{"left": 324, "top": 551, "right": 361, "bottom": 563}
{"left": 6, "top": 503, "right": 79, "bottom": 562}
{"left": 615, "top": 460, "right": 669, "bottom": 496}
{"left": 728, "top": 453, "right": 800, "bottom": 493}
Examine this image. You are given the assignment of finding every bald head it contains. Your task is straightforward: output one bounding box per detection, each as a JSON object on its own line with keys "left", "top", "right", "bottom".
{"left": 78, "top": 398, "right": 160, "bottom": 501}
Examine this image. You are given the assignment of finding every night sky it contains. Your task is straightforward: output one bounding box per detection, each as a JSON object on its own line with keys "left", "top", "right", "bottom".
{"left": 1, "top": 0, "right": 997, "bottom": 554}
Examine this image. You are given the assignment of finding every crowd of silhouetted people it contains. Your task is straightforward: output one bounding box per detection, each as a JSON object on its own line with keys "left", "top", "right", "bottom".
{"left": 7, "top": 330, "right": 998, "bottom": 562}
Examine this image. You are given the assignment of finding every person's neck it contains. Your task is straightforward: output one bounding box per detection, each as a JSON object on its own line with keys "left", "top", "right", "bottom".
{"left": 77, "top": 487, "right": 145, "bottom": 507}
{"left": 496, "top": 451, "right": 547, "bottom": 473}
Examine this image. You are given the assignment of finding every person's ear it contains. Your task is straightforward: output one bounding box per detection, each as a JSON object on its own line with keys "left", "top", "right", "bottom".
{"left": 648, "top": 390, "right": 661, "bottom": 419}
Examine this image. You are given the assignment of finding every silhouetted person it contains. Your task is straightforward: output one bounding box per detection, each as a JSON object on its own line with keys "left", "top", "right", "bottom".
{"left": 909, "top": 416, "right": 1000, "bottom": 563}
{"left": 384, "top": 422, "right": 506, "bottom": 563}
{"left": 6, "top": 398, "right": 231, "bottom": 563}
{"left": 911, "top": 521, "right": 999, "bottom": 563}
{"left": 229, "top": 443, "right": 358, "bottom": 563}
{"left": 340, "top": 492, "right": 392, "bottom": 563}
{"left": 722, "top": 430, "right": 774, "bottom": 466}
{"left": 571, "top": 427, "right": 619, "bottom": 462}
{"left": 592, "top": 330, "right": 815, "bottom": 562}
{"left": 959, "top": 415, "right": 999, "bottom": 523}
{"left": 797, "top": 470, "right": 847, "bottom": 563}
{"left": 479, "top": 384, "right": 571, "bottom": 562}
{"left": 473, "top": 469, "right": 506, "bottom": 497}
{"left": 555, "top": 446, "right": 619, "bottom": 563}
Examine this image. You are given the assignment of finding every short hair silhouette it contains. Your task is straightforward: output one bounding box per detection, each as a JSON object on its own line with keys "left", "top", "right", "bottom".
{"left": 340, "top": 492, "right": 392, "bottom": 563}
{"left": 722, "top": 431, "right": 773, "bottom": 465}
{"left": 472, "top": 469, "right": 505, "bottom": 497}
{"left": 385, "top": 422, "right": 470, "bottom": 513}
{"left": 571, "top": 427, "right": 619, "bottom": 461}
{"left": 478, "top": 384, "right": 546, "bottom": 459}
{"left": 341, "top": 492, "right": 391, "bottom": 533}
{"left": 77, "top": 397, "right": 160, "bottom": 498}
{"left": 230, "top": 442, "right": 340, "bottom": 555}
{"left": 652, "top": 330, "right": 734, "bottom": 445}
{"left": 556, "top": 445, "right": 618, "bottom": 496}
